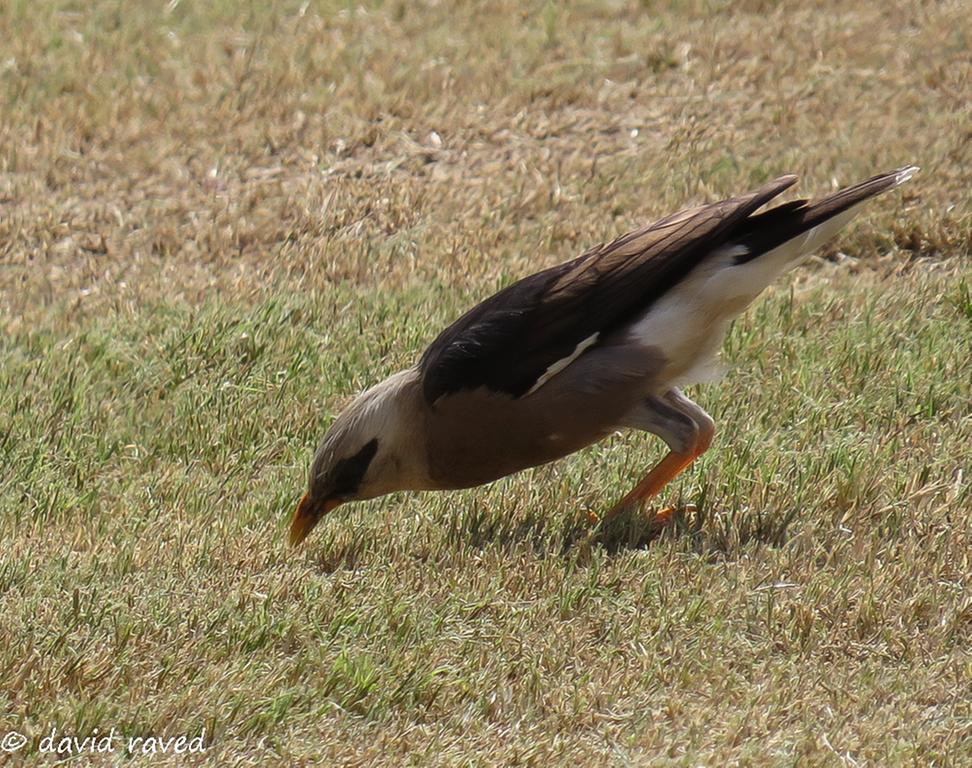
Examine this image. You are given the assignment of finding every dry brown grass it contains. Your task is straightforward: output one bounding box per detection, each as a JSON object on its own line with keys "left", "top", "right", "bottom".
{"left": 1, "top": 0, "right": 970, "bottom": 765}
{"left": 2, "top": 0, "right": 969, "bottom": 321}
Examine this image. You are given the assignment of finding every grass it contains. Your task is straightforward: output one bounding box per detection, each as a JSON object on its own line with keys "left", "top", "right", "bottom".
{"left": 1, "top": 0, "right": 970, "bottom": 764}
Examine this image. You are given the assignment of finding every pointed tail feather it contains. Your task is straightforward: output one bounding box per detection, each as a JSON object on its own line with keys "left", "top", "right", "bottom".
{"left": 733, "top": 165, "right": 918, "bottom": 263}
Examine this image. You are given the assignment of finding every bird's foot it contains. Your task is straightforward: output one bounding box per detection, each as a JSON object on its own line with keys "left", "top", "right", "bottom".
{"left": 589, "top": 501, "right": 696, "bottom": 536}
{"left": 648, "top": 503, "right": 697, "bottom": 532}
{"left": 649, "top": 505, "right": 677, "bottom": 529}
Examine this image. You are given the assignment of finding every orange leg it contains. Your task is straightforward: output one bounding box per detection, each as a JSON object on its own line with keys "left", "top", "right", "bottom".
{"left": 602, "top": 410, "right": 714, "bottom": 523}
{"left": 584, "top": 389, "right": 715, "bottom": 529}
{"left": 609, "top": 450, "right": 698, "bottom": 516}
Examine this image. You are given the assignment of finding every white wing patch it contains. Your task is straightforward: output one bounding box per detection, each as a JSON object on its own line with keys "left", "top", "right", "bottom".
{"left": 525, "top": 332, "right": 600, "bottom": 396}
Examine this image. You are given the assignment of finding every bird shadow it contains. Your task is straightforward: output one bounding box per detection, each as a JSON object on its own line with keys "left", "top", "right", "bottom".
{"left": 308, "top": 501, "right": 800, "bottom": 573}
{"left": 444, "top": 501, "right": 671, "bottom": 556}
{"left": 447, "top": 500, "right": 800, "bottom": 560}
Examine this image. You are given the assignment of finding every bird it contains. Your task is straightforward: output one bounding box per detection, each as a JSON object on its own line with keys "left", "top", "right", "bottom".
{"left": 289, "top": 165, "right": 918, "bottom": 545}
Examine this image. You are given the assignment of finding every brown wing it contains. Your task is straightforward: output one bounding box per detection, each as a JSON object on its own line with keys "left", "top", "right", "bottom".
{"left": 419, "top": 175, "right": 798, "bottom": 404}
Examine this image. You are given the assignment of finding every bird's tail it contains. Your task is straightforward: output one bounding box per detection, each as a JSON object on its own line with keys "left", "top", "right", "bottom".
{"left": 732, "top": 165, "right": 919, "bottom": 265}
{"left": 697, "top": 166, "right": 917, "bottom": 314}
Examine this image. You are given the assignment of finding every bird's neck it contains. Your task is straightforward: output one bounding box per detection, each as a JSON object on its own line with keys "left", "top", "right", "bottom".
{"left": 368, "top": 367, "right": 435, "bottom": 494}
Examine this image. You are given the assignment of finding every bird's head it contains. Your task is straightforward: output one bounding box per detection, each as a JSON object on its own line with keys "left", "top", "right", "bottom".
{"left": 289, "top": 370, "right": 425, "bottom": 545}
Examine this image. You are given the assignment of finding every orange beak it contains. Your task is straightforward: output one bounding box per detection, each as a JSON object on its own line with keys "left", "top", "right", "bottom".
{"left": 289, "top": 493, "right": 341, "bottom": 546}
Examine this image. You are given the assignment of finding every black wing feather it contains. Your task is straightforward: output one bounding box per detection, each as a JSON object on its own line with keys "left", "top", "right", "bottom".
{"left": 733, "top": 168, "right": 909, "bottom": 261}
{"left": 419, "top": 175, "right": 799, "bottom": 403}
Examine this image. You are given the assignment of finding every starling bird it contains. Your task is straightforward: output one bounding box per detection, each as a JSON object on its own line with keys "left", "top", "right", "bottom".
{"left": 290, "top": 166, "right": 917, "bottom": 545}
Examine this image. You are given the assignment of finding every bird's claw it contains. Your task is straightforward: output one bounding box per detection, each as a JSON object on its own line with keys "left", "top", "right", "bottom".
{"left": 649, "top": 505, "right": 677, "bottom": 528}
{"left": 649, "top": 503, "right": 698, "bottom": 530}
{"left": 595, "top": 502, "right": 697, "bottom": 529}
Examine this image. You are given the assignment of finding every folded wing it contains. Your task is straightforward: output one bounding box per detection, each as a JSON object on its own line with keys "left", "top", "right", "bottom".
{"left": 419, "top": 175, "right": 799, "bottom": 404}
